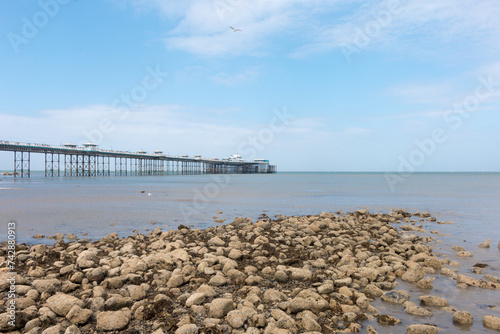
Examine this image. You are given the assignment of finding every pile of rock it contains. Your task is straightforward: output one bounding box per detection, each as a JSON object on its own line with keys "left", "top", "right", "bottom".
{"left": 0, "top": 210, "right": 499, "bottom": 333}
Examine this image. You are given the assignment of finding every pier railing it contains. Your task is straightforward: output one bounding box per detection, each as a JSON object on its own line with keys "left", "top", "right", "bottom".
{"left": 0, "top": 140, "right": 277, "bottom": 177}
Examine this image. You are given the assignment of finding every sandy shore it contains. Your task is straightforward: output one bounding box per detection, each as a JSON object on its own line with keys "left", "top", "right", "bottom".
{"left": 1, "top": 210, "right": 499, "bottom": 333}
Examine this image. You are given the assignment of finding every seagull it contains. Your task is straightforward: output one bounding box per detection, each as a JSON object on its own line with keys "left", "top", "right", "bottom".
{"left": 230, "top": 26, "right": 242, "bottom": 32}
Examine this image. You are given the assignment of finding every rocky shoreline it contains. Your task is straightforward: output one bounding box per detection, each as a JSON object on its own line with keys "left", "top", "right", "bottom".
{"left": 1, "top": 210, "right": 499, "bottom": 334}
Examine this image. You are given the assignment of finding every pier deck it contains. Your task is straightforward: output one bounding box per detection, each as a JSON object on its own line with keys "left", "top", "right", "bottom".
{"left": 0, "top": 140, "right": 276, "bottom": 177}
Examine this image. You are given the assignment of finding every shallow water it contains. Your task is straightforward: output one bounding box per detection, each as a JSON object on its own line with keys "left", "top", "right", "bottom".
{"left": 1, "top": 172, "right": 499, "bottom": 332}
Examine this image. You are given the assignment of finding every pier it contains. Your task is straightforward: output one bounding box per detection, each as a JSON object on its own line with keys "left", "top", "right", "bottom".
{"left": 0, "top": 140, "right": 277, "bottom": 177}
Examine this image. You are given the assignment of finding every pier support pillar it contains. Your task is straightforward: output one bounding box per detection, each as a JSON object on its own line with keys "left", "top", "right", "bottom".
{"left": 14, "top": 151, "right": 30, "bottom": 177}
{"left": 45, "top": 153, "right": 60, "bottom": 177}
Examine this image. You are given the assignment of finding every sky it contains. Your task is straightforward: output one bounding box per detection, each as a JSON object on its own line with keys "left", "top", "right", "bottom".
{"left": 0, "top": 0, "right": 499, "bottom": 171}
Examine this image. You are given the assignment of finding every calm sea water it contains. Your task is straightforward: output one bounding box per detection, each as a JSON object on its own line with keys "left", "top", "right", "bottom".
{"left": 1, "top": 172, "right": 499, "bottom": 245}
{"left": 1, "top": 172, "right": 499, "bottom": 332}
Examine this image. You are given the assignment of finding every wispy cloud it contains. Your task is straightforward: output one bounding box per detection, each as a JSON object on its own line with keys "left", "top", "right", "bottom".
{"left": 211, "top": 67, "right": 260, "bottom": 85}
{"left": 294, "top": 0, "right": 500, "bottom": 61}
{"left": 388, "top": 82, "right": 454, "bottom": 104}
{"left": 0, "top": 104, "right": 374, "bottom": 162}
{"left": 120, "top": 0, "right": 500, "bottom": 61}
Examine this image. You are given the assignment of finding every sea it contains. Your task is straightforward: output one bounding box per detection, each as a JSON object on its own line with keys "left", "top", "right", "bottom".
{"left": 1, "top": 172, "right": 499, "bottom": 333}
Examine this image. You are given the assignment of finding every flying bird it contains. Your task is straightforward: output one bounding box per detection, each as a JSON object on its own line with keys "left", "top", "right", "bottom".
{"left": 230, "top": 26, "right": 242, "bottom": 32}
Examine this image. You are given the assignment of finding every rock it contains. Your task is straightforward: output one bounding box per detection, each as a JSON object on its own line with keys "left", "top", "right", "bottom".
{"left": 65, "top": 325, "right": 82, "bottom": 334}
{"left": 381, "top": 290, "right": 409, "bottom": 304}
{"left": 483, "top": 315, "right": 500, "bottom": 330}
{"left": 406, "top": 324, "right": 438, "bottom": 334}
{"left": 127, "top": 285, "right": 146, "bottom": 301}
{"left": 66, "top": 305, "right": 93, "bottom": 324}
{"left": 457, "top": 251, "right": 473, "bottom": 257}
{"left": 339, "top": 286, "right": 352, "bottom": 298}
{"left": 453, "top": 311, "right": 473, "bottom": 326}
{"left": 364, "top": 284, "right": 383, "bottom": 298}
{"left": 402, "top": 262, "right": 425, "bottom": 282}
{"left": 32, "top": 279, "right": 61, "bottom": 294}
{"left": 226, "top": 310, "right": 248, "bottom": 328}
{"left": 104, "top": 296, "right": 133, "bottom": 310}
{"left": 274, "top": 270, "right": 288, "bottom": 283}
{"left": 457, "top": 274, "right": 499, "bottom": 289}
{"left": 170, "top": 248, "right": 191, "bottom": 262}
{"left": 0, "top": 311, "right": 30, "bottom": 331}
{"left": 208, "top": 237, "right": 225, "bottom": 247}
{"left": 357, "top": 267, "right": 380, "bottom": 281}
{"left": 334, "top": 277, "right": 352, "bottom": 287}
{"left": 47, "top": 294, "right": 84, "bottom": 316}
{"left": 478, "top": 239, "right": 491, "bottom": 248}
{"left": 208, "top": 275, "right": 227, "bottom": 287}
{"left": 317, "top": 283, "right": 334, "bottom": 294}
{"left": 15, "top": 297, "right": 35, "bottom": 309}
{"left": 42, "top": 325, "right": 62, "bottom": 334}
{"left": 167, "top": 274, "right": 185, "bottom": 288}
{"left": 186, "top": 293, "right": 206, "bottom": 307}
{"left": 228, "top": 249, "right": 243, "bottom": 260}
{"left": 301, "top": 312, "right": 322, "bottom": 331}
{"left": 209, "top": 298, "right": 234, "bottom": 318}
{"left": 377, "top": 314, "right": 401, "bottom": 325}
{"left": 424, "top": 258, "right": 442, "bottom": 269}
{"left": 263, "top": 289, "right": 283, "bottom": 303}
{"left": 175, "top": 324, "right": 199, "bottom": 334}
{"left": 96, "top": 310, "right": 131, "bottom": 331}
{"left": 416, "top": 278, "right": 434, "bottom": 289}
{"left": 76, "top": 249, "right": 99, "bottom": 268}
{"left": 288, "top": 267, "right": 312, "bottom": 281}
{"left": 271, "top": 309, "right": 297, "bottom": 332}
{"left": 152, "top": 329, "right": 165, "bottom": 334}
{"left": 25, "top": 318, "right": 42, "bottom": 332}
{"left": 404, "top": 301, "right": 432, "bottom": 317}
{"left": 60, "top": 264, "right": 74, "bottom": 276}
{"left": 419, "top": 295, "right": 449, "bottom": 307}
{"left": 196, "top": 284, "right": 217, "bottom": 298}
{"left": 485, "top": 274, "right": 500, "bottom": 283}
{"left": 87, "top": 267, "right": 108, "bottom": 283}
{"left": 288, "top": 297, "right": 314, "bottom": 313}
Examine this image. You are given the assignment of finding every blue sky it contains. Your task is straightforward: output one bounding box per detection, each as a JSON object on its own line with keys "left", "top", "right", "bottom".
{"left": 1, "top": 0, "right": 499, "bottom": 171}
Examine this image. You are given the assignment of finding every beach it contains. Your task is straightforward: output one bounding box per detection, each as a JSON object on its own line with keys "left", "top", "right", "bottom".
{"left": 1, "top": 209, "right": 500, "bottom": 333}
